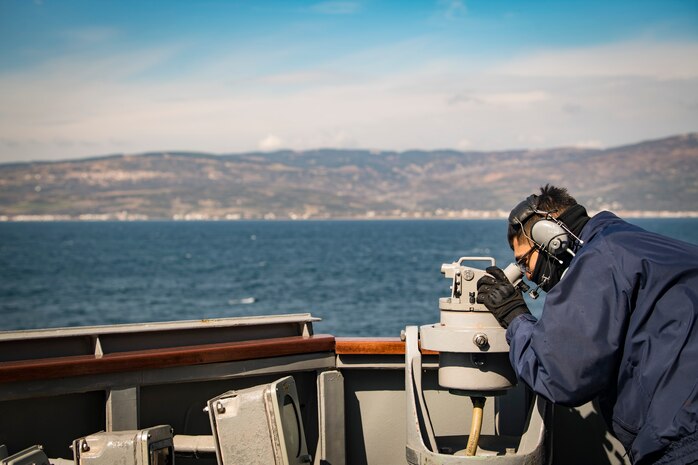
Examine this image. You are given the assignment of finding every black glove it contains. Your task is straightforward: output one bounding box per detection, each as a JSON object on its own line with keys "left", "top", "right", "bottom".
{"left": 476, "top": 266, "right": 530, "bottom": 328}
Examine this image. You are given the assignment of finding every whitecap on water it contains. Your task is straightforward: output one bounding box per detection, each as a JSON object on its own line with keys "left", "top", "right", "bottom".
{"left": 227, "top": 297, "right": 256, "bottom": 305}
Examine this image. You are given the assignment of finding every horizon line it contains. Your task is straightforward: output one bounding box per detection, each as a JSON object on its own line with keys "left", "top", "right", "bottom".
{"left": 2, "top": 131, "right": 696, "bottom": 166}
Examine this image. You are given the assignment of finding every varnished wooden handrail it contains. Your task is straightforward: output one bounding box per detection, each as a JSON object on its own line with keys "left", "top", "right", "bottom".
{"left": 0, "top": 334, "right": 335, "bottom": 384}
{"left": 335, "top": 337, "right": 438, "bottom": 355}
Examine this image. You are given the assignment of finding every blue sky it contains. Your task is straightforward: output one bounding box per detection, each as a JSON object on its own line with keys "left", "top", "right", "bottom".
{"left": 0, "top": 0, "right": 697, "bottom": 162}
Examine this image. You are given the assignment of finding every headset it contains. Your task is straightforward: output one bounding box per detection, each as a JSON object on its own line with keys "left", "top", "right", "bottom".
{"left": 508, "top": 194, "right": 584, "bottom": 262}
{"left": 508, "top": 195, "right": 584, "bottom": 299}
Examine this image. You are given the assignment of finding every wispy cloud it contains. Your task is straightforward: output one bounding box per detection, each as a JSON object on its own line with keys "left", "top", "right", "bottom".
{"left": 259, "top": 70, "right": 348, "bottom": 87}
{"left": 497, "top": 40, "right": 698, "bottom": 80}
{"left": 437, "top": 0, "right": 467, "bottom": 20}
{"left": 310, "top": 1, "right": 361, "bottom": 15}
{"left": 449, "top": 90, "right": 550, "bottom": 106}
{"left": 61, "top": 26, "right": 120, "bottom": 45}
{"left": 1, "top": 38, "right": 695, "bottom": 161}
{"left": 258, "top": 134, "right": 283, "bottom": 151}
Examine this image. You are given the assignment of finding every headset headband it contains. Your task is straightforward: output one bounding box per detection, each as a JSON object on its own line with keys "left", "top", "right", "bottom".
{"left": 508, "top": 194, "right": 540, "bottom": 228}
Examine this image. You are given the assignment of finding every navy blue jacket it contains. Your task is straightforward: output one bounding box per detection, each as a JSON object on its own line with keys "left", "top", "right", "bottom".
{"left": 507, "top": 212, "right": 698, "bottom": 464}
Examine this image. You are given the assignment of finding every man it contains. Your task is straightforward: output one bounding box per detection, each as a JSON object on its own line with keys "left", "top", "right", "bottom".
{"left": 476, "top": 185, "right": 698, "bottom": 465}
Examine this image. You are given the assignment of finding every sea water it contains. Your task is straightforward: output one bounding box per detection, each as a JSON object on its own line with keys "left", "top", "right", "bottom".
{"left": 1, "top": 218, "right": 696, "bottom": 336}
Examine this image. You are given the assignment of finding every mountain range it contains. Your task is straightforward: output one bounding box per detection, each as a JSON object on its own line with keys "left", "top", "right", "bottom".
{"left": 1, "top": 133, "right": 696, "bottom": 220}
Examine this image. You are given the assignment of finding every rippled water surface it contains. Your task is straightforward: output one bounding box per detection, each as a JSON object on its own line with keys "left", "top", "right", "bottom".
{"left": 1, "top": 218, "right": 696, "bottom": 336}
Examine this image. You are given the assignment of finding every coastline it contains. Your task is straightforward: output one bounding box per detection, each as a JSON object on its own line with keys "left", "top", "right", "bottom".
{"left": 2, "top": 210, "right": 698, "bottom": 222}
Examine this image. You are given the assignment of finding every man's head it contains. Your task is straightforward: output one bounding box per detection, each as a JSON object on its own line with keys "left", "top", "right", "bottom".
{"left": 507, "top": 185, "right": 588, "bottom": 289}
{"left": 507, "top": 185, "right": 578, "bottom": 249}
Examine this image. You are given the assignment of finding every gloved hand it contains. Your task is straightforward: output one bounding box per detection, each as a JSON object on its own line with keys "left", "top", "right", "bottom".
{"left": 476, "top": 266, "right": 530, "bottom": 328}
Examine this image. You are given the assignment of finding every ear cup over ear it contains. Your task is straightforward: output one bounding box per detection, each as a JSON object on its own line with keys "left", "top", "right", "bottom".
{"left": 531, "top": 220, "right": 570, "bottom": 256}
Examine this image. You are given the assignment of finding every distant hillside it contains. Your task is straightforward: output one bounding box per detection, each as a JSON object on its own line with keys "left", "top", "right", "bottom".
{"left": 1, "top": 133, "right": 696, "bottom": 220}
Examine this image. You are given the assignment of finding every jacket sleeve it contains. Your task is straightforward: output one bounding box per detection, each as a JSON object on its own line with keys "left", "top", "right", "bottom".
{"left": 506, "top": 238, "right": 631, "bottom": 406}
